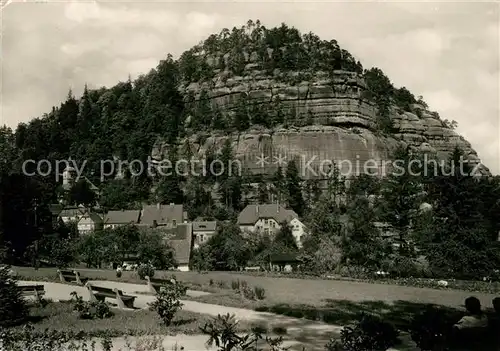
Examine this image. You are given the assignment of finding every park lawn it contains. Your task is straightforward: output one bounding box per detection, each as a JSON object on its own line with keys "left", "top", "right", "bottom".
{"left": 13, "top": 267, "right": 499, "bottom": 312}
{"left": 15, "top": 301, "right": 254, "bottom": 337}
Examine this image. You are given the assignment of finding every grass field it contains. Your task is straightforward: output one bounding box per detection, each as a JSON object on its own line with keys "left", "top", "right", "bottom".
{"left": 14, "top": 266, "right": 500, "bottom": 311}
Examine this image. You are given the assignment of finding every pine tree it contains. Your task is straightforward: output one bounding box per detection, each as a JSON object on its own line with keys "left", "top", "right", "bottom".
{"left": 274, "top": 221, "right": 298, "bottom": 250}
{"left": 285, "top": 159, "right": 305, "bottom": 217}
{"left": 378, "top": 146, "right": 424, "bottom": 256}
{"left": 272, "top": 166, "right": 285, "bottom": 204}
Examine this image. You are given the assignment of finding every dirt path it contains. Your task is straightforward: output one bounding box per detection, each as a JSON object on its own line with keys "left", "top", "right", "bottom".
{"left": 18, "top": 280, "right": 418, "bottom": 351}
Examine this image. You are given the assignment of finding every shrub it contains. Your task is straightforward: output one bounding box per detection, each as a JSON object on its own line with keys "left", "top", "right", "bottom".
{"left": 334, "top": 314, "right": 399, "bottom": 351}
{"left": 0, "top": 265, "right": 28, "bottom": 327}
{"left": 70, "top": 291, "right": 87, "bottom": 313}
{"left": 410, "top": 306, "right": 453, "bottom": 351}
{"left": 149, "top": 277, "right": 187, "bottom": 326}
{"left": 395, "top": 257, "right": 420, "bottom": 278}
{"left": 254, "top": 286, "right": 266, "bottom": 300}
{"left": 200, "top": 313, "right": 288, "bottom": 351}
{"left": 137, "top": 263, "right": 155, "bottom": 280}
{"left": 92, "top": 300, "right": 113, "bottom": 319}
{"left": 216, "top": 280, "right": 228, "bottom": 289}
{"left": 0, "top": 325, "right": 112, "bottom": 351}
{"left": 239, "top": 284, "right": 255, "bottom": 300}
{"left": 209, "top": 279, "right": 214, "bottom": 286}
{"left": 69, "top": 291, "right": 112, "bottom": 320}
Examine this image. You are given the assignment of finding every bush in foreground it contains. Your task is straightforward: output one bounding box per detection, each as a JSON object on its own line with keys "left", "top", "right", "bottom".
{"left": 137, "top": 264, "right": 155, "bottom": 280}
{"left": 70, "top": 291, "right": 113, "bottom": 320}
{"left": 0, "top": 325, "right": 112, "bottom": 351}
{"left": 0, "top": 265, "right": 28, "bottom": 328}
{"left": 200, "top": 313, "right": 289, "bottom": 351}
{"left": 326, "top": 314, "right": 399, "bottom": 351}
{"left": 149, "top": 278, "right": 187, "bottom": 326}
{"left": 410, "top": 306, "right": 454, "bottom": 351}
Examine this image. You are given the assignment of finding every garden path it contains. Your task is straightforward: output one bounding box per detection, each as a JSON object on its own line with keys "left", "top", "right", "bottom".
{"left": 18, "top": 280, "right": 419, "bottom": 351}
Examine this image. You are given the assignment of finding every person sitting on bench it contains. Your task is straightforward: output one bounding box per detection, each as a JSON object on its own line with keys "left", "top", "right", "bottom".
{"left": 451, "top": 296, "right": 488, "bottom": 346}
{"left": 454, "top": 297, "right": 488, "bottom": 329}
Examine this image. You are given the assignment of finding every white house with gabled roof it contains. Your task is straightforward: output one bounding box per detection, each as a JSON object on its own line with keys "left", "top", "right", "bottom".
{"left": 237, "top": 204, "right": 307, "bottom": 248}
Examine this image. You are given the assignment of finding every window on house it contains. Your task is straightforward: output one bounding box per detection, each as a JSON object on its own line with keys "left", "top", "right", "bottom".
{"left": 271, "top": 220, "right": 275, "bottom": 228}
{"left": 264, "top": 228, "right": 269, "bottom": 235}
{"left": 200, "top": 234, "right": 204, "bottom": 242}
{"left": 172, "top": 219, "right": 177, "bottom": 226}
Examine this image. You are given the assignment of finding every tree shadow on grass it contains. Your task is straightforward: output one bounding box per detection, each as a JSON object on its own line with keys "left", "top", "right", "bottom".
{"left": 251, "top": 300, "right": 465, "bottom": 350}
{"left": 256, "top": 299, "right": 464, "bottom": 332}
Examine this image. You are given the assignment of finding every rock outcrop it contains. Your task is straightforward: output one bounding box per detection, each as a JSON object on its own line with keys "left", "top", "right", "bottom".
{"left": 152, "top": 27, "right": 489, "bottom": 178}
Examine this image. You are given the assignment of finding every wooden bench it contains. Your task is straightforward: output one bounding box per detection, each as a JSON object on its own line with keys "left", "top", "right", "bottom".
{"left": 57, "top": 269, "right": 88, "bottom": 285}
{"left": 145, "top": 276, "right": 176, "bottom": 294}
{"left": 18, "top": 284, "right": 45, "bottom": 302}
{"left": 85, "top": 282, "right": 136, "bottom": 309}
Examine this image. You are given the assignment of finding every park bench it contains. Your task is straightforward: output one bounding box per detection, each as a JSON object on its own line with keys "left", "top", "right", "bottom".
{"left": 18, "top": 284, "right": 45, "bottom": 302}
{"left": 145, "top": 276, "right": 177, "bottom": 294}
{"left": 85, "top": 282, "right": 136, "bottom": 309}
{"left": 57, "top": 269, "right": 88, "bottom": 285}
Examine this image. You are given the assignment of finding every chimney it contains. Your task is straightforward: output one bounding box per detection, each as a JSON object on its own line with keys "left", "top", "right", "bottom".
{"left": 157, "top": 203, "right": 160, "bottom": 209}
{"left": 277, "top": 203, "right": 279, "bottom": 213}
{"left": 256, "top": 205, "right": 259, "bottom": 214}
{"left": 170, "top": 202, "right": 174, "bottom": 206}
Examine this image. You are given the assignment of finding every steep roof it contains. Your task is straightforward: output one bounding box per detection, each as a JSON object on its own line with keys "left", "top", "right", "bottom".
{"left": 141, "top": 204, "right": 184, "bottom": 225}
{"left": 192, "top": 221, "right": 217, "bottom": 232}
{"left": 237, "top": 204, "right": 298, "bottom": 225}
{"left": 136, "top": 224, "right": 192, "bottom": 266}
{"left": 79, "top": 212, "right": 103, "bottom": 224}
{"left": 165, "top": 223, "right": 193, "bottom": 266}
{"left": 104, "top": 210, "right": 141, "bottom": 225}
{"left": 59, "top": 206, "right": 89, "bottom": 218}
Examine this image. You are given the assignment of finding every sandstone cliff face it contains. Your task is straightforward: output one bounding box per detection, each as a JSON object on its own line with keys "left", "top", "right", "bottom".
{"left": 152, "top": 51, "right": 488, "bottom": 177}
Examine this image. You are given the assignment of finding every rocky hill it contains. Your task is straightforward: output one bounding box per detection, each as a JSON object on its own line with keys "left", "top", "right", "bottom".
{"left": 151, "top": 21, "right": 488, "bottom": 178}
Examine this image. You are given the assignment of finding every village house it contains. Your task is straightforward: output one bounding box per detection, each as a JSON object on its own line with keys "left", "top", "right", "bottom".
{"left": 165, "top": 223, "right": 193, "bottom": 271}
{"left": 192, "top": 221, "right": 217, "bottom": 249}
{"left": 140, "top": 203, "right": 187, "bottom": 227}
{"left": 103, "top": 210, "right": 141, "bottom": 229}
{"left": 77, "top": 212, "right": 103, "bottom": 235}
{"left": 237, "top": 204, "right": 307, "bottom": 248}
{"left": 58, "top": 205, "right": 89, "bottom": 224}
{"left": 141, "top": 223, "right": 193, "bottom": 271}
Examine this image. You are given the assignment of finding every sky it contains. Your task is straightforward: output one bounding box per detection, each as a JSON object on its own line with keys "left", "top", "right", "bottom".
{"left": 1, "top": 0, "right": 499, "bottom": 173}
